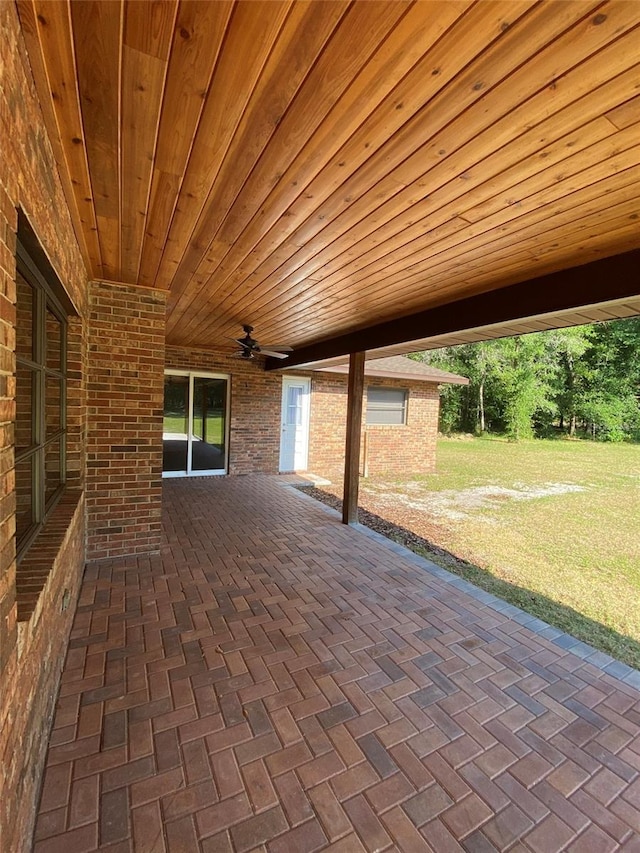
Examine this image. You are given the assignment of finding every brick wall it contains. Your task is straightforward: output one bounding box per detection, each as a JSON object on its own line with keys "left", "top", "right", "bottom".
{"left": 308, "top": 373, "right": 441, "bottom": 479}
{"left": 86, "top": 281, "right": 166, "bottom": 560}
{"left": 7, "top": 495, "right": 85, "bottom": 850}
{"left": 165, "top": 347, "right": 282, "bottom": 475}
{"left": 0, "top": 4, "right": 88, "bottom": 850}
{"left": 162, "top": 353, "right": 441, "bottom": 481}
{"left": 307, "top": 372, "right": 345, "bottom": 477}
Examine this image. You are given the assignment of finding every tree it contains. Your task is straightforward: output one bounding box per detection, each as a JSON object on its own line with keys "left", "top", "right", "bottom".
{"left": 413, "top": 317, "right": 640, "bottom": 442}
{"left": 578, "top": 317, "right": 640, "bottom": 441}
{"left": 545, "top": 327, "right": 590, "bottom": 435}
{"left": 412, "top": 344, "right": 498, "bottom": 434}
{"left": 491, "top": 335, "right": 556, "bottom": 441}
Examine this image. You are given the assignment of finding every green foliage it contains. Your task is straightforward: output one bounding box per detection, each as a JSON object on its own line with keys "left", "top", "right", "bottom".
{"left": 433, "top": 383, "right": 462, "bottom": 435}
{"left": 417, "top": 318, "right": 640, "bottom": 441}
{"left": 493, "top": 335, "right": 555, "bottom": 441}
{"left": 579, "top": 392, "right": 640, "bottom": 442}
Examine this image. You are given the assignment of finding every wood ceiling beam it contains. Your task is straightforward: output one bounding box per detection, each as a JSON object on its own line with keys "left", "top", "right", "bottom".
{"left": 265, "top": 249, "right": 640, "bottom": 369}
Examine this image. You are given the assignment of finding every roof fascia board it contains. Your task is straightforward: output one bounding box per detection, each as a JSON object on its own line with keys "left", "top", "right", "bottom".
{"left": 316, "top": 365, "right": 469, "bottom": 385}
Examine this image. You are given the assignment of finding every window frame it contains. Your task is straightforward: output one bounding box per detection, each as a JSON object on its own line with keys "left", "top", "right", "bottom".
{"left": 365, "top": 386, "right": 409, "bottom": 426}
{"left": 15, "top": 241, "right": 68, "bottom": 560}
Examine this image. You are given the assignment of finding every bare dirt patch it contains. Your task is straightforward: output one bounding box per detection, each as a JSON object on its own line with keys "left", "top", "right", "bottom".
{"left": 296, "top": 483, "right": 463, "bottom": 567}
{"left": 364, "top": 481, "right": 586, "bottom": 521}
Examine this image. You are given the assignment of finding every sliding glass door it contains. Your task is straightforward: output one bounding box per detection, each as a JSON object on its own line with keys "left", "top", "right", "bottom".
{"left": 163, "top": 371, "right": 229, "bottom": 477}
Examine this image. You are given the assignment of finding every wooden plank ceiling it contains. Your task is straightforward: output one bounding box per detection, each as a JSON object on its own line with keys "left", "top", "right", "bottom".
{"left": 17, "top": 0, "right": 640, "bottom": 360}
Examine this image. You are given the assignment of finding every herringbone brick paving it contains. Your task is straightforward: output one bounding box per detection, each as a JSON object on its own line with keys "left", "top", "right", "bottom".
{"left": 33, "top": 476, "right": 640, "bottom": 851}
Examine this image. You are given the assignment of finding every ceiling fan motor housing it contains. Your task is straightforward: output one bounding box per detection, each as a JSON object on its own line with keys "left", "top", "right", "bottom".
{"left": 234, "top": 324, "right": 291, "bottom": 359}
{"left": 240, "top": 325, "right": 259, "bottom": 351}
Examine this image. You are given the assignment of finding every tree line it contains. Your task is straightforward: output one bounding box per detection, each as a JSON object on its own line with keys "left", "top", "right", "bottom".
{"left": 413, "top": 318, "right": 640, "bottom": 442}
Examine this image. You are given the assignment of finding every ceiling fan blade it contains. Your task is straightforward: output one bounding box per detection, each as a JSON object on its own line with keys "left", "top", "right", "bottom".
{"left": 226, "top": 335, "right": 250, "bottom": 347}
{"left": 259, "top": 349, "right": 290, "bottom": 359}
{"left": 262, "top": 344, "right": 293, "bottom": 352}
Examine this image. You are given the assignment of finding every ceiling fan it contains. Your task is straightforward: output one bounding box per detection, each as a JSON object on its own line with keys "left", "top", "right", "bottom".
{"left": 231, "top": 325, "right": 292, "bottom": 360}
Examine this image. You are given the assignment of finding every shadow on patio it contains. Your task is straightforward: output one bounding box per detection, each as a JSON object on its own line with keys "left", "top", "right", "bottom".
{"left": 34, "top": 476, "right": 640, "bottom": 851}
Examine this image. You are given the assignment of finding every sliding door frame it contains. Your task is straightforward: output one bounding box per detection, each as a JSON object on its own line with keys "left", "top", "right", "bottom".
{"left": 162, "top": 369, "right": 231, "bottom": 478}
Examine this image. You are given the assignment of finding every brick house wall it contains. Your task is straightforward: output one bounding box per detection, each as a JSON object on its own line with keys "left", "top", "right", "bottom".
{"left": 306, "top": 372, "right": 344, "bottom": 477}
{"left": 0, "top": 4, "right": 89, "bottom": 850}
{"left": 162, "top": 355, "right": 441, "bottom": 481}
{"left": 86, "top": 281, "right": 166, "bottom": 560}
{"left": 165, "top": 347, "right": 283, "bottom": 475}
{"left": 308, "top": 373, "right": 441, "bottom": 479}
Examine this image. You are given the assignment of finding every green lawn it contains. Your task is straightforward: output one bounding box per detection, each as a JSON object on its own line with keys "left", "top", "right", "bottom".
{"left": 163, "top": 413, "right": 224, "bottom": 444}
{"left": 359, "top": 437, "right": 640, "bottom": 668}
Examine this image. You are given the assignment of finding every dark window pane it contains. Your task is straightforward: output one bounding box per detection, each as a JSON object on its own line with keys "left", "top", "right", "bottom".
{"left": 44, "top": 439, "right": 62, "bottom": 507}
{"left": 16, "top": 243, "right": 68, "bottom": 560}
{"left": 163, "top": 375, "right": 189, "bottom": 436}
{"left": 163, "top": 375, "right": 189, "bottom": 472}
{"left": 16, "top": 364, "right": 35, "bottom": 451}
{"left": 192, "top": 377, "right": 226, "bottom": 471}
{"left": 16, "top": 272, "right": 35, "bottom": 361}
{"left": 15, "top": 455, "right": 34, "bottom": 544}
{"left": 45, "top": 375, "right": 62, "bottom": 437}
{"left": 46, "top": 306, "right": 63, "bottom": 371}
{"left": 163, "top": 440, "right": 188, "bottom": 472}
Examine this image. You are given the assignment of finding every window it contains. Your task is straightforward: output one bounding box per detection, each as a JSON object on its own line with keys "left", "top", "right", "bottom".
{"left": 366, "top": 387, "right": 408, "bottom": 425}
{"left": 15, "top": 245, "right": 67, "bottom": 558}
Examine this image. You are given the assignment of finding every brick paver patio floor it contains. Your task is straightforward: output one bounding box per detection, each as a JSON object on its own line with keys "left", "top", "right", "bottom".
{"left": 33, "top": 476, "right": 640, "bottom": 851}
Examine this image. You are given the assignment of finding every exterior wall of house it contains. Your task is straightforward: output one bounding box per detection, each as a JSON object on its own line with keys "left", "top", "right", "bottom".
{"left": 165, "top": 347, "right": 282, "bottom": 474}
{"left": 0, "top": 4, "right": 89, "bottom": 849}
{"left": 308, "top": 373, "right": 441, "bottom": 479}
{"left": 86, "top": 281, "right": 166, "bottom": 560}
{"left": 161, "top": 354, "right": 441, "bottom": 481}
{"left": 307, "top": 372, "right": 346, "bottom": 477}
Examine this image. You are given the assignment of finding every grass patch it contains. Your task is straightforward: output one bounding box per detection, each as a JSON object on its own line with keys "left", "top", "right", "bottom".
{"left": 304, "top": 436, "right": 640, "bottom": 669}
{"left": 163, "top": 413, "right": 224, "bottom": 444}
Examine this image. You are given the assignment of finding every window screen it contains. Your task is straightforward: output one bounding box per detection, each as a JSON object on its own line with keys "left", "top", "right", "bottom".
{"left": 366, "top": 387, "right": 408, "bottom": 425}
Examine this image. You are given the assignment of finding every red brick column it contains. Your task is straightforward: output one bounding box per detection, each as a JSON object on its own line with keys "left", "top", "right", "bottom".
{"left": 86, "top": 281, "right": 166, "bottom": 559}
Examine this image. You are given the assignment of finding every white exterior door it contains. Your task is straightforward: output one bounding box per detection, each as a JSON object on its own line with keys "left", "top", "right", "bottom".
{"left": 279, "top": 377, "right": 311, "bottom": 472}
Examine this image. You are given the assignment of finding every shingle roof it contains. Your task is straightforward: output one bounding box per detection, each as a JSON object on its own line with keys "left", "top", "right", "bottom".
{"left": 316, "top": 354, "right": 468, "bottom": 385}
